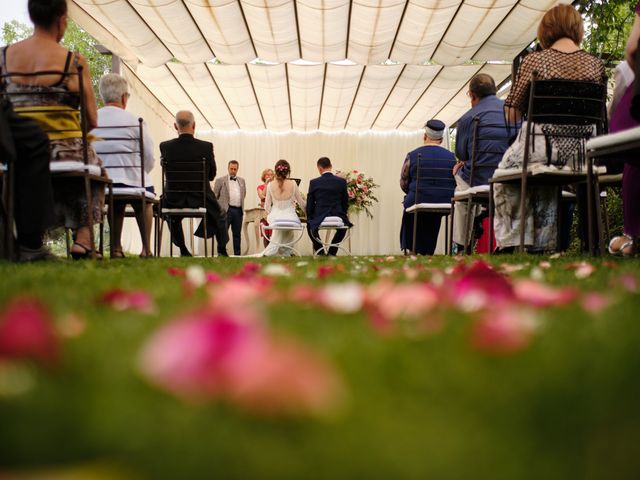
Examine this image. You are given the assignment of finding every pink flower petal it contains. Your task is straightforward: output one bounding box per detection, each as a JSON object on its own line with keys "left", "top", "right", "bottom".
{"left": 0, "top": 297, "right": 59, "bottom": 366}
{"left": 581, "top": 292, "right": 612, "bottom": 313}
{"left": 138, "top": 312, "right": 343, "bottom": 416}
{"left": 566, "top": 261, "right": 596, "bottom": 279}
{"left": 167, "top": 267, "right": 185, "bottom": 277}
{"left": 447, "top": 261, "right": 515, "bottom": 311}
{"left": 513, "top": 280, "right": 577, "bottom": 307}
{"left": 206, "top": 271, "right": 222, "bottom": 283}
{"left": 471, "top": 307, "right": 538, "bottom": 355}
{"left": 99, "top": 289, "right": 155, "bottom": 314}
{"left": 365, "top": 281, "right": 440, "bottom": 333}
{"left": 619, "top": 274, "right": 638, "bottom": 293}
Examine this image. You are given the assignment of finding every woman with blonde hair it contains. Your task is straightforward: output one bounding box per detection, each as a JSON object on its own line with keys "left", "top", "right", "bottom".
{"left": 257, "top": 168, "right": 275, "bottom": 208}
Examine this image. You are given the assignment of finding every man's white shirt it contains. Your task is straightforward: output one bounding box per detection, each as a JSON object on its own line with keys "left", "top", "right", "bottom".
{"left": 92, "top": 106, "right": 155, "bottom": 188}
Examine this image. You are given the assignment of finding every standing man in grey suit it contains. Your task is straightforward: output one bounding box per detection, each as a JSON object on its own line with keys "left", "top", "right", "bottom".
{"left": 214, "top": 160, "right": 246, "bottom": 255}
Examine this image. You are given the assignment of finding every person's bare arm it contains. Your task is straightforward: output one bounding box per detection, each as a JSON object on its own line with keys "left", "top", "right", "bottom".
{"left": 626, "top": 14, "right": 640, "bottom": 70}
{"left": 504, "top": 105, "right": 522, "bottom": 125}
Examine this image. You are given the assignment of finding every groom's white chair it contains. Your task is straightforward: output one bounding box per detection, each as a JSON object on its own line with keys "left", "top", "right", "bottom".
{"left": 311, "top": 216, "right": 351, "bottom": 256}
{"left": 260, "top": 219, "right": 305, "bottom": 256}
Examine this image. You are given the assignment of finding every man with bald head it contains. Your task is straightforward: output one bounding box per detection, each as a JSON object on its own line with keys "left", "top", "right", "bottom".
{"left": 159, "top": 111, "right": 228, "bottom": 256}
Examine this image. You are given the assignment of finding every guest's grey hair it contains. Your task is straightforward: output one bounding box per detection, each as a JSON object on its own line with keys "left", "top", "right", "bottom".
{"left": 99, "top": 73, "right": 129, "bottom": 104}
{"left": 175, "top": 110, "right": 195, "bottom": 129}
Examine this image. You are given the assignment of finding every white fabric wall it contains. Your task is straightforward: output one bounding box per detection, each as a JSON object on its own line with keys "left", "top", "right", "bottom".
{"left": 116, "top": 71, "right": 451, "bottom": 256}
{"left": 199, "top": 129, "right": 438, "bottom": 256}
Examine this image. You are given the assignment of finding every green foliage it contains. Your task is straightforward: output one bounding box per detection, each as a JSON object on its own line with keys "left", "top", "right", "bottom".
{"left": 577, "top": 0, "right": 638, "bottom": 62}
{"left": 1, "top": 20, "right": 32, "bottom": 45}
{"left": 1, "top": 256, "right": 640, "bottom": 479}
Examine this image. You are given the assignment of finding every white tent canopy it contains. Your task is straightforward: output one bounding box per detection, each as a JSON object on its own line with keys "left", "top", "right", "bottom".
{"left": 69, "top": 0, "right": 572, "bottom": 133}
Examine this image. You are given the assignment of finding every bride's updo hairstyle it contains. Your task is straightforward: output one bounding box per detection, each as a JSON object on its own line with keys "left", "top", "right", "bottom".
{"left": 274, "top": 159, "right": 291, "bottom": 191}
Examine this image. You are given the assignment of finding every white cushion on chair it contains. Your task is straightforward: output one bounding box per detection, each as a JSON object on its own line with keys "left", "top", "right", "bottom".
{"left": 454, "top": 185, "right": 490, "bottom": 197}
{"left": 493, "top": 164, "right": 607, "bottom": 178}
{"left": 50, "top": 161, "right": 102, "bottom": 176}
{"left": 271, "top": 219, "right": 302, "bottom": 228}
{"left": 320, "top": 216, "right": 345, "bottom": 228}
{"left": 587, "top": 125, "right": 640, "bottom": 151}
{"left": 112, "top": 187, "right": 156, "bottom": 199}
{"left": 0, "top": 164, "right": 7, "bottom": 172}
{"left": 405, "top": 203, "right": 451, "bottom": 213}
{"left": 161, "top": 207, "right": 207, "bottom": 213}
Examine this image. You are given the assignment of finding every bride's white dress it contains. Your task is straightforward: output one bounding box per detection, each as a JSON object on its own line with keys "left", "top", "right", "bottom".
{"left": 260, "top": 179, "right": 306, "bottom": 256}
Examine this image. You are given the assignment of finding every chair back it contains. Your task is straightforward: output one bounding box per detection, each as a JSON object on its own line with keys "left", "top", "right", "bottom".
{"left": 412, "top": 151, "right": 456, "bottom": 205}
{"left": 469, "top": 115, "right": 512, "bottom": 187}
{"left": 0, "top": 67, "right": 90, "bottom": 165}
{"left": 522, "top": 72, "right": 607, "bottom": 171}
{"left": 161, "top": 156, "right": 207, "bottom": 210}
{"left": 93, "top": 118, "right": 147, "bottom": 189}
{"left": 526, "top": 76, "right": 606, "bottom": 127}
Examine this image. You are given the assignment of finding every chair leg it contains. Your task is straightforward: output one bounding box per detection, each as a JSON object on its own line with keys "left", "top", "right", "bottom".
{"left": 601, "top": 190, "right": 610, "bottom": 245}
{"left": 84, "top": 175, "right": 97, "bottom": 259}
{"left": 189, "top": 218, "right": 194, "bottom": 256}
{"left": 203, "top": 216, "right": 208, "bottom": 257}
{"left": 586, "top": 162, "right": 596, "bottom": 255}
{"left": 488, "top": 184, "right": 494, "bottom": 254}
{"left": 463, "top": 198, "right": 474, "bottom": 254}
{"left": 444, "top": 214, "right": 450, "bottom": 255}
{"left": 518, "top": 174, "right": 527, "bottom": 253}
{"left": 449, "top": 200, "right": 455, "bottom": 256}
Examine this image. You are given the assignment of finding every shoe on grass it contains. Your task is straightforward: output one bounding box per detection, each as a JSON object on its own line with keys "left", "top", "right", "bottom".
{"left": 18, "top": 245, "right": 57, "bottom": 262}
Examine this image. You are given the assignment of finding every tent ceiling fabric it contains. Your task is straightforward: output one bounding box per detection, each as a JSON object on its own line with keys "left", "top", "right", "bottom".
{"left": 71, "top": 0, "right": 572, "bottom": 132}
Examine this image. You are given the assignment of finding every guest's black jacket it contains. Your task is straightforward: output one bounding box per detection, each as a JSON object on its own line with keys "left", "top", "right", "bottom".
{"left": 306, "top": 172, "right": 352, "bottom": 230}
{"left": 159, "top": 133, "right": 217, "bottom": 209}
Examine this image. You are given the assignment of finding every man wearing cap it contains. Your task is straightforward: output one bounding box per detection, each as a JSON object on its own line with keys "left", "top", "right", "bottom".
{"left": 453, "top": 73, "right": 512, "bottom": 253}
{"left": 400, "top": 119, "right": 456, "bottom": 255}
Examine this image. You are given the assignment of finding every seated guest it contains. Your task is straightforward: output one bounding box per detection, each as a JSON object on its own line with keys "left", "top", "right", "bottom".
{"left": 399, "top": 119, "right": 456, "bottom": 255}
{"left": 258, "top": 160, "right": 306, "bottom": 257}
{"left": 493, "top": 4, "right": 605, "bottom": 252}
{"left": 92, "top": 74, "right": 156, "bottom": 258}
{"left": 0, "top": 98, "right": 55, "bottom": 261}
{"left": 0, "top": 0, "right": 104, "bottom": 259}
{"left": 159, "top": 111, "right": 228, "bottom": 257}
{"left": 257, "top": 168, "right": 275, "bottom": 208}
{"left": 608, "top": 0, "right": 640, "bottom": 256}
{"left": 306, "top": 157, "right": 352, "bottom": 256}
{"left": 453, "top": 73, "right": 511, "bottom": 253}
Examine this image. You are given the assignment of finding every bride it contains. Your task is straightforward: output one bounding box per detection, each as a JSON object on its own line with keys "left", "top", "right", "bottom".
{"left": 260, "top": 159, "right": 306, "bottom": 256}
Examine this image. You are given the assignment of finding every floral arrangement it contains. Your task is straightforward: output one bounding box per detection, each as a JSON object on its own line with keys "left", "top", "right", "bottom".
{"left": 336, "top": 170, "right": 379, "bottom": 218}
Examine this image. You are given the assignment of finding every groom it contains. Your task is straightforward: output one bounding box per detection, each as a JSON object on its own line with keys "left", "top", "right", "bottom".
{"left": 306, "top": 156, "right": 352, "bottom": 255}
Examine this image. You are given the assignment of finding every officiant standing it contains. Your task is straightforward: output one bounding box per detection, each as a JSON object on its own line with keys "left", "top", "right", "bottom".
{"left": 214, "top": 160, "right": 246, "bottom": 255}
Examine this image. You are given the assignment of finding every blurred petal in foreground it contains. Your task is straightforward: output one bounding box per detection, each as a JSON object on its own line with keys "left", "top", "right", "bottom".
{"left": 0, "top": 297, "right": 59, "bottom": 366}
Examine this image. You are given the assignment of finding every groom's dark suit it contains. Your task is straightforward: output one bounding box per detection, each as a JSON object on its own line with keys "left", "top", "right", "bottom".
{"left": 306, "top": 171, "right": 352, "bottom": 255}
{"left": 159, "top": 133, "right": 228, "bottom": 255}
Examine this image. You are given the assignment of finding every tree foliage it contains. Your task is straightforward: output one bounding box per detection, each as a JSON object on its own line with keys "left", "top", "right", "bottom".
{"left": 577, "top": 0, "right": 638, "bottom": 63}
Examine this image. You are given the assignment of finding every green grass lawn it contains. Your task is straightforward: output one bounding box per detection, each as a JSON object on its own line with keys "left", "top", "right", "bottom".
{"left": 0, "top": 255, "right": 639, "bottom": 480}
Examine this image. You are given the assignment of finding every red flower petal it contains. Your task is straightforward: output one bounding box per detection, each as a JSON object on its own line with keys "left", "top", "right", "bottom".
{"left": 0, "top": 297, "right": 59, "bottom": 366}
